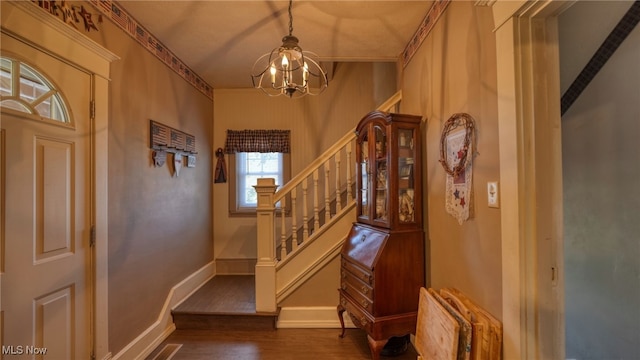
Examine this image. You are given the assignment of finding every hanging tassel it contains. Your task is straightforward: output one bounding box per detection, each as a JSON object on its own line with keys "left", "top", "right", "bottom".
{"left": 214, "top": 148, "right": 227, "bottom": 183}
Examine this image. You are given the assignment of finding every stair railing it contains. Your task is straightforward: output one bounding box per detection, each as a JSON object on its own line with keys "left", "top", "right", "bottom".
{"left": 273, "top": 130, "right": 355, "bottom": 262}
{"left": 254, "top": 91, "right": 402, "bottom": 312}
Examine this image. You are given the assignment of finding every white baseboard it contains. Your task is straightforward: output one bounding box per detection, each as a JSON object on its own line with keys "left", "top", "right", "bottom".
{"left": 111, "top": 261, "right": 216, "bottom": 360}
{"left": 276, "top": 306, "right": 356, "bottom": 329}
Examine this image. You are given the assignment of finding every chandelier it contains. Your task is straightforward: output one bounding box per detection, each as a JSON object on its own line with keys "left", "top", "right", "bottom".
{"left": 251, "top": 0, "right": 328, "bottom": 98}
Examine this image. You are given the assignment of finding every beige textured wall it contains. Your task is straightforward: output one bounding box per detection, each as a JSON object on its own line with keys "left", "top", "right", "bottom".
{"left": 82, "top": 13, "right": 214, "bottom": 354}
{"left": 280, "top": 257, "right": 341, "bottom": 307}
{"left": 400, "top": 2, "right": 502, "bottom": 318}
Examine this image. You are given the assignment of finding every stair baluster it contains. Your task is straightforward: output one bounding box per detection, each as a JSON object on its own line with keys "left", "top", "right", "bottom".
{"left": 291, "top": 189, "right": 298, "bottom": 252}
{"left": 325, "top": 160, "right": 332, "bottom": 221}
{"left": 280, "top": 201, "right": 287, "bottom": 259}
{"left": 313, "top": 169, "right": 320, "bottom": 233}
{"left": 335, "top": 152, "right": 342, "bottom": 212}
{"left": 302, "top": 178, "right": 309, "bottom": 241}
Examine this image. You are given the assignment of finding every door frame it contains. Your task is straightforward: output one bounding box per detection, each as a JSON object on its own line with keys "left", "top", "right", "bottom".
{"left": 1, "top": 2, "right": 119, "bottom": 359}
{"left": 491, "top": 1, "right": 574, "bottom": 359}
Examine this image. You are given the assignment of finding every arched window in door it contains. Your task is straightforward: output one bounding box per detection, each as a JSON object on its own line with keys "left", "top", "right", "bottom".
{"left": 0, "top": 56, "right": 70, "bottom": 123}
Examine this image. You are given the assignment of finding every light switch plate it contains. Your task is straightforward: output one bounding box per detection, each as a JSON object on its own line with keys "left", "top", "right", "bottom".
{"left": 487, "top": 181, "right": 499, "bottom": 208}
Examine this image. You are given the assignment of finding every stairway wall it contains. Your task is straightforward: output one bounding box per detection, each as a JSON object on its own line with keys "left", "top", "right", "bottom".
{"left": 212, "top": 62, "right": 395, "bottom": 263}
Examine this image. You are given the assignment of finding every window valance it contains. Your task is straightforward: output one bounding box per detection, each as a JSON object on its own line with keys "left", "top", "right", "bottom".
{"left": 224, "top": 129, "right": 290, "bottom": 153}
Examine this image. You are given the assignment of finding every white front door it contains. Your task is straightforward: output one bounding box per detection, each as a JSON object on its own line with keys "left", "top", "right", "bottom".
{"left": 1, "top": 33, "right": 92, "bottom": 359}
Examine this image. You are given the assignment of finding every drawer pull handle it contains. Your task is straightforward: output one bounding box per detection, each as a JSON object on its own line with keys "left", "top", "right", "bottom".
{"left": 341, "top": 282, "right": 347, "bottom": 290}
{"left": 341, "top": 298, "right": 347, "bottom": 306}
{"left": 342, "top": 273, "right": 347, "bottom": 279}
{"left": 361, "top": 317, "right": 368, "bottom": 326}
{"left": 361, "top": 286, "right": 369, "bottom": 295}
{"left": 361, "top": 299, "right": 369, "bottom": 307}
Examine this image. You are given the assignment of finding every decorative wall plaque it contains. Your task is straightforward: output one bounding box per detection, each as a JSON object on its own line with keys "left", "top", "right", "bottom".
{"left": 150, "top": 120, "right": 197, "bottom": 175}
{"left": 185, "top": 135, "right": 196, "bottom": 153}
{"left": 150, "top": 120, "right": 197, "bottom": 154}
{"left": 174, "top": 153, "right": 183, "bottom": 177}
{"left": 187, "top": 155, "right": 196, "bottom": 168}
{"left": 153, "top": 150, "right": 167, "bottom": 167}
{"left": 170, "top": 129, "right": 185, "bottom": 150}
{"left": 151, "top": 121, "right": 169, "bottom": 148}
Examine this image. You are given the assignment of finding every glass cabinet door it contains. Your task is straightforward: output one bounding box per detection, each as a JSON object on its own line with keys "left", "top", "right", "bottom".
{"left": 354, "top": 111, "right": 422, "bottom": 229}
{"left": 359, "top": 129, "right": 369, "bottom": 219}
{"left": 373, "top": 125, "right": 388, "bottom": 222}
{"left": 398, "top": 128, "right": 415, "bottom": 223}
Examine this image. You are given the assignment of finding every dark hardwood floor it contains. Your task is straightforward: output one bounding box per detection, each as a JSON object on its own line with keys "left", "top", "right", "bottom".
{"left": 146, "top": 328, "right": 418, "bottom": 360}
{"left": 146, "top": 275, "right": 418, "bottom": 359}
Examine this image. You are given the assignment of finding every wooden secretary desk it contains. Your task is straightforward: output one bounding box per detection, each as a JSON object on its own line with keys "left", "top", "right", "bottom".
{"left": 338, "top": 111, "right": 425, "bottom": 360}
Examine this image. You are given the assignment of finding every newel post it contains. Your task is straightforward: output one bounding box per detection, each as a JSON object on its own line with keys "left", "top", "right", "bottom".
{"left": 253, "top": 178, "right": 278, "bottom": 312}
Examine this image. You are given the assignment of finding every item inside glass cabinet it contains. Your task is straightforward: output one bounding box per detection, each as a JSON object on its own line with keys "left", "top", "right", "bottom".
{"left": 376, "top": 194, "right": 387, "bottom": 220}
{"left": 399, "top": 189, "right": 414, "bottom": 222}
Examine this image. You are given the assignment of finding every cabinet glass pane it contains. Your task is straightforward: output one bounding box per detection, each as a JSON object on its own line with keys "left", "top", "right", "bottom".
{"left": 398, "top": 128, "right": 415, "bottom": 223}
{"left": 374, "top": 126, "right": 387, "bottom": 221}
{"left": 359, "top": 130, "right": 369, "bottom": 219}
{"left": 360, "top": 163, "right": 368, "bottom": 218}
{"left": 374, "top": 126, "right": 385, "bottom": 160}
{"left": 375, "top": 162, "right": 387, "bottom": 221}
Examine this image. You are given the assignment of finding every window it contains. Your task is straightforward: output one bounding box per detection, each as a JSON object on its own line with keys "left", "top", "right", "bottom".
{"left": 224, "top": 129, "right": 291, "bottom": 216}
{"left": 229, "top": 152, "right": 290, "bottom": 216}
{"left": 0, "top": 56, "right": 70, "bottom": 123}
{"left": 236, "top": 152, "right": 283, "bottom": 208}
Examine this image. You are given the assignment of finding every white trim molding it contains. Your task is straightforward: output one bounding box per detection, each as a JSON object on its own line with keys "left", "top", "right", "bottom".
{"left": 0, "top": 1, "right": 118, "bottom": 79}
{"left": 493, "top": 0, "right": 570, "bottom": 358}
{"left": 277, "top": 306, "right": 355, "bottom": 329}
{"left": 111, "top": 261, "right": 215, "bottom": 360}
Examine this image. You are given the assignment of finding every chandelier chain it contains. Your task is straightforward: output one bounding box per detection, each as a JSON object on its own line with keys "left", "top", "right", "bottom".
{"left": 288, "top": 0, "right": 294, "bottom": 36}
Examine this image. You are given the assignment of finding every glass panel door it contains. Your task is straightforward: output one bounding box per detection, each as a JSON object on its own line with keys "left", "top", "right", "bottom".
{"left": 359, "top": 129, "right": 369, "bottom": 219}
{"left": 373, "top": 125, "right": 388, "bottom": 222}
{"left": 398, "top": 128, "right": 415, "bottom": 223}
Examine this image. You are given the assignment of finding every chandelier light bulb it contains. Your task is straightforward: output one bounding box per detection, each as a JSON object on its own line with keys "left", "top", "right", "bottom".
{"left": 303, "top": 62, "right": 308, "bottom": 84}
{"left": 270, "top": 65, "right": 276, "bottom": 84}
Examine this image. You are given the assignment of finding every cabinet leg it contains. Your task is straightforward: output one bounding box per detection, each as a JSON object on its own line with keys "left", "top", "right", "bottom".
{"left": 366, "top": 335, "right": 387, "bottom": 360}
{"left": 337, "top": 304, "right": 346, "bottom": 338}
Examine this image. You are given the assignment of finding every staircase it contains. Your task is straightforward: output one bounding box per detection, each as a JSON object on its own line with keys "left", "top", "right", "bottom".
{"left": 172, "top": 275, "right": 279, "bottom": 331}
{"left": 172, "top": 91, "right": 402, "bottom": 330}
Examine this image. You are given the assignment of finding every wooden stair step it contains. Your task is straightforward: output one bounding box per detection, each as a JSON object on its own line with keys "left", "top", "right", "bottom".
{"left": 172, "top": 310, "right": 279, "bottom": 331}
{"left": 171, "top": 274, "right": 279, "bottom": 330}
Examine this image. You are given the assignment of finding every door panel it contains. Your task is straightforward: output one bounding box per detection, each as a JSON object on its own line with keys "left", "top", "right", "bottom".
{"left": 36, "top": 137, "right": 74, "bottom": 261}
{"left": 1, "top": 33, "right": 91, "bottom": 360}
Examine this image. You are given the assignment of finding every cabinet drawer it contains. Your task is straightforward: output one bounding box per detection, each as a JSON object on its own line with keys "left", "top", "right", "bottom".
{"left": 340, "top": 291, "right": 372, "bottom": 334}
{"left": 342, "top": 279, "right": 373, "bottom": 313}
{"left": 341, "top": 269, "right": 374, "bottom": 301}
{"left": 341, "top": 259, "right": 373, "bottom": 285}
